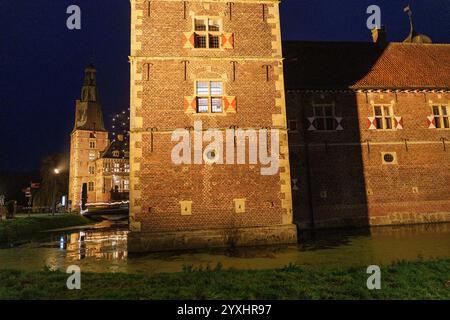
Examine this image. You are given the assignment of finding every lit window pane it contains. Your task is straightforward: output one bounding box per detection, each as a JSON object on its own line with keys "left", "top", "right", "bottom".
{"left": 196, "top": 82, "right": 209, "bottom": 95}
{"left": 211, "top": 98, "right": 222, "bottom": 113}
{"left": 209, "top": 19, "right": 220, "bottom": 31}
{"left": 210, "top": 82, "right": 222, "bottom": 95}
{"left": 383, "top": 106, "right": 390, "bottom": 116}
{"left": 195, "top": 19, "right": 206, "bottom": 31}
{"left": 197, "top": 98, "right": 209, "bottom": 113}
{"left": 442, "top": 107, "right": 448, "bottom": 116}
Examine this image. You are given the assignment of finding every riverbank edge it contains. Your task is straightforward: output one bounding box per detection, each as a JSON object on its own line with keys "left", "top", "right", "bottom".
{"left": 0, "top": 214, "right": 93, "bottom": 243}
{"left": 0, "top": 259, "right": 449, "bottom": 300}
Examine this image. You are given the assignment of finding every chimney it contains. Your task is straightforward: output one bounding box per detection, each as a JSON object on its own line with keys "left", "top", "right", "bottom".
{"left": 371, "top": 26, "right": 387, "bottom": 45}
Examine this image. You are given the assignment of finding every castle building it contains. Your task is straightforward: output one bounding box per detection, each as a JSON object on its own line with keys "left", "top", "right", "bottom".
{"left": 69, "top": 65, "right": 130, "bottom": 210}
{"left": 129, "top": 0, "right": 297, "bottom": 252}
{"left": 126, "top": 1, "right": 448, "bottom": 252}
{"left": 284, "top": 25, "right": 450, "bottom": 228}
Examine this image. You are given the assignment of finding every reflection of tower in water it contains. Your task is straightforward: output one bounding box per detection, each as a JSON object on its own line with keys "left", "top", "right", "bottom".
{"left": 61, "top": 230, "right": 128, "bottom": 261}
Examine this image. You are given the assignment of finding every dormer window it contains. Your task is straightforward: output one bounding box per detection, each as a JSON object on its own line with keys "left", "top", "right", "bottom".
{"left": 113, "top": 150, "right": 120, "bottom": 158}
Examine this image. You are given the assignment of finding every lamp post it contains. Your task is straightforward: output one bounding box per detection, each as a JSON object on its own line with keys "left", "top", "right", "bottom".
{"left": 52, "top": 168, "right": 60, "bottom": 216}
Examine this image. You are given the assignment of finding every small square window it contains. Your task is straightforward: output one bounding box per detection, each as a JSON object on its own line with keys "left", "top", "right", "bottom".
{"left": 193, "top": 17, "right": 222, "bottom": 49}
{"left": 373, "top": 105, "right": 395, "bottom": 130}
{"left": 195, "top": 81, "right": 224, "bottom": 114}
{"left": 313, "top": 105, "right": 335, "bottom": 131}
{"left": 382, "top": 152, "right": 398, "bottom": 165}
{"left": 432, "top": 105, "right": 450, "bottom": 129}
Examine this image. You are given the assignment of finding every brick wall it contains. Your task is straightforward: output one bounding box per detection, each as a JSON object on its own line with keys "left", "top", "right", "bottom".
{"left": 287, "top": 90, "right": 450, "bottom": 228}
{"left": 69, "top": 129, "right": 109, "bottom": 208}
{"left": 129, "top": 0, "right": 294, "bottom": 234}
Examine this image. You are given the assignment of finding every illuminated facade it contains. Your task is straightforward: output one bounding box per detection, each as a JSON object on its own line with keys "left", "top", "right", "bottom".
{"left": 69, "top": 65, "right": 130, "bottom": 210}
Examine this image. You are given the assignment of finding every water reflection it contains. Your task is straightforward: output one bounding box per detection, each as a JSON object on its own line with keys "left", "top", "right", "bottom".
{"left": 0, "top": 223, "right": 449, "bottom": 274}
{"left": 57, "top": 230, "right": 128, "bottom": 261}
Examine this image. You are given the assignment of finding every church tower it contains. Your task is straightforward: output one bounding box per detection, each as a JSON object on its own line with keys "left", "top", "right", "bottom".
{"left": 129, "top": 0, "right": 297, "bottom": 252}
{"left": 69, "top": 64, "right": 109, "bottom": 210}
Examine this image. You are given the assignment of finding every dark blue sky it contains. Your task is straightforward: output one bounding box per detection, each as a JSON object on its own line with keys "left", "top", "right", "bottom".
{"left": 0, "top": 0, "right": 448, "bottom": 171}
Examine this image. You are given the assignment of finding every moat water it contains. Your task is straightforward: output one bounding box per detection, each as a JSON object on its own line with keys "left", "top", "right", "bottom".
{"left": 1, "top": 222, "right": 449, "bottom": 274}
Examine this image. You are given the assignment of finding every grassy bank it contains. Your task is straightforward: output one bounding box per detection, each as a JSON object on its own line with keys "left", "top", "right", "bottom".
{"left": 0, "top": 215, "right": 92, "bottom": 243}
{"left": 0, "top": 259, "right": 449, "bottom": 300}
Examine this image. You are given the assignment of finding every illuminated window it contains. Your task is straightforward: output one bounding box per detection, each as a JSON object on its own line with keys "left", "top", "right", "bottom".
{"left": 114, "top": 163, "right": 120, "bottom": 173}
{"left": 113, "top": 150, "right": 120, "bottom": 157}
{"left": 194, "top": 18, "right": 221, "bottom": 49}
{"left": 313, "top": 105, "right": 335, "bottom": 131}
{"left": 88, "top": 166, "right": 95, "bottom": 175}
{"left": 88, "top": 182, "right": 95, "bottom": 192}
{"left": 433, "top": 105, "right": 450, "bottom": 129}
{"left": 89, "top": 141, "right": 96, "bottom": 149}
{"left": 123, "top": 180, "right": 130, "bottom": 191}
{"left": 124, "top": 164, "right": 130, "bottom": 173}
{"left": 196, "top": 81, "right": 223, "bottom": 113}
{"left": 89, "top": 152, "right": 96, "bottom": 161}
{"left": 374, "top": 105, "right": 394, "bottom": 130}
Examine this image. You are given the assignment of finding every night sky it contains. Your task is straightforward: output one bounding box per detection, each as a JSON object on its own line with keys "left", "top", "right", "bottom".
{"left": 0, "top": 0, "right": 449, "bottom": 171}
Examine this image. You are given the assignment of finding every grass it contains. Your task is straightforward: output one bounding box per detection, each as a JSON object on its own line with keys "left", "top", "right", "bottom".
{"left": 0, "top": 259, "right": 449, "bottom": 300}
{"left": 0, "top": 214, "right": 92, "bottom": 243}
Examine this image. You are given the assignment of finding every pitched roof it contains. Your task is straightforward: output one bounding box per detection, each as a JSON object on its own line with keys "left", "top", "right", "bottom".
{"left": 283, "top": 41, "right": 450, "bottom": 90}
{"left": 100, "top": 138, "right": 129, "bottom": 160}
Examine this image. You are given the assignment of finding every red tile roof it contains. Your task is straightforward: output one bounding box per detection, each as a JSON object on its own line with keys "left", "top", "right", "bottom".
{"left": 283, "top": 41, "right": 450, "bottom": 90}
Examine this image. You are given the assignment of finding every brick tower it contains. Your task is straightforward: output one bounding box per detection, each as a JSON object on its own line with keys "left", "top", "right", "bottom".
{"left": 129, "top": 0, "right": 297, "bottom": 252}
{"left": 69, "top": 64, "right": 109, "bottom": 210}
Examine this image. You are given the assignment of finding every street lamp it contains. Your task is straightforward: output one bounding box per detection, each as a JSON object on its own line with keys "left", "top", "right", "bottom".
{"left": 52, "top": 168, "right": 60, "bottom": 216}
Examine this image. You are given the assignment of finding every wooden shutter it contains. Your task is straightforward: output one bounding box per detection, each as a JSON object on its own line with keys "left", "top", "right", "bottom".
{"left": 182, "top": 32, "right": 195, "bottom": 49}
{"left": 224, "top": 96, "right": 237, "bottom": 113}
{"left": 367, "top": 117, "right": 377, "bottom": 130}
{"left": 184, "top": 96, "right": 197, "bottom": 113}
{"left": 335, "top": 117, "right": 344, "bottom": 131}
{"left": 221, "top": 33, "right": 234, "bottom": 49}
{"left": 427, "top": 115, "right": 436, "bottom": 129}
{"left": 307, "top": 117, "right": 317, "bottom": 131}
{"left": 394, "top": 116, "right": 404, "bottom": 130}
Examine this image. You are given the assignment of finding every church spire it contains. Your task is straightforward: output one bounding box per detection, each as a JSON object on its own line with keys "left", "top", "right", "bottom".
{"left": 81, "top": 64, "right": 99, "bottom": 102}
{"left": 73, "top": 64, "right": 106, "bottom": 132}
